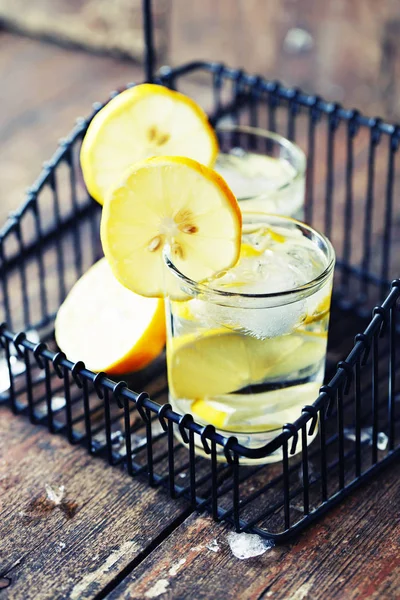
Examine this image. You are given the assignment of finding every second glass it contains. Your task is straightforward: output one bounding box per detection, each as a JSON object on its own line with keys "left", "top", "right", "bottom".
{"left": 165, "top": 213, "right": 335, "bottom": 463}
{"left": 215, "top": 125, "right": 306, "bottom": 219}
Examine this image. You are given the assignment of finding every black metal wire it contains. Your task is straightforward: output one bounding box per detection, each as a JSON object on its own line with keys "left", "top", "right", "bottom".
{"left": 325, "top": 108, "right": 339, "bottom": 239}
{"left": 319, "top": 406, "right": 328, "bottom": 502}
{"left": 389, "top": 297, "right": 397, "bottom": 450}
{"left": 49, "top": 172, "right": 66, "bottom": 306}
{"left": 337, "top": 384, "right": 345, "bottom": 490}
{"left": 305, "top": 99, "right": 319, "bottom": 224}
{"left": 282, "top": 440, "right": 290, "bottom": 530}
{"left": 372, "top": 334, "right": 379, "bottom": 464}
{"left": 145, "top": 407, "right": 154, "bottom": 486}
{"left": 301, "top": 425, "right": 310, "bottom": 515}
{"left": 32, "top": 199, "right": 49, "bottom": 323}
{"left": 66, "top": 146, "right": 83, "bottom": 280}
{"left": 381, "top": 132, "right": 399, "bottom": 299}
{"left": 361, "top": 122, "right": 380, "bottom": 303}
{"left": 142, "top": 0, "right": 155, "bottom": 83}
{"left": 355, "top": 360, "right": 362, "bottom": 477}
{"left": 63, "top": 365, "right": 74, "bottom": 444}
{"left": 341, "top": 114, "right": 358, "bottom": 295}
{"left": 103, "top": 387, "right": 113, "bottom": 465}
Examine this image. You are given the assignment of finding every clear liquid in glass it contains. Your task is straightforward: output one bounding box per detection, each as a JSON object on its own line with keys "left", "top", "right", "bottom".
{"left": 166, "top": 217, "right": 333, "bottom": 463}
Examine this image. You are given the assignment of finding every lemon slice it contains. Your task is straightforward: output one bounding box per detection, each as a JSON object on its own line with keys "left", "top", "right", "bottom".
{"left": 191, "top": 382, "right": 321, "bottom": 432}
{"left": 304, "top": 293, "right": 331, "bottom": 325}
{"left": 100, "top": 156, "right": 242, "bottom": 300}
{"left": 55, "top": 258, "right": 165, "bottom": 375}
{"left": 167, "top": 329, "right": 326, "bottom": 399}
{"left": 80, "top": 83, "right": 219, "bottom": 204}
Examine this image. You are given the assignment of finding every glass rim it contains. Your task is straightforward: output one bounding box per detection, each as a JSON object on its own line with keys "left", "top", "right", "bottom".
{"left": 164, "top": 214, "right": 336, "bottom": 305}
{"left": 215, "top": 124, "right": 307, "bottom": 196}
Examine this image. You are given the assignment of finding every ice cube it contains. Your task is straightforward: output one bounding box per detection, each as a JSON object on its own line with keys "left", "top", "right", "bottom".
{"left": 227, "top": 531, "right": 274, "bottom": 559}
{"left": 181, "top": 217, "right": 330, "bottom": 339}
{"left": 206, "top": 539, "right": 220, "bottom": 553}
{"left": 188, "top": 298, "right": 306, "bottom": 339}
{"left": 0, "top": 356, "right": 26, "bottom": 394}
{"left": 45, "top": 483, "right": 65, "bottom": 505}
{"left": 344, "top": 427, "right": 388, "bottom": 451}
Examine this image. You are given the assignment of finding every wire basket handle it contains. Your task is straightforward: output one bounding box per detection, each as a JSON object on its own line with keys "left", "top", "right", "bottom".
{"left": 143, "top": 0, "right": 155, "bottom": 82}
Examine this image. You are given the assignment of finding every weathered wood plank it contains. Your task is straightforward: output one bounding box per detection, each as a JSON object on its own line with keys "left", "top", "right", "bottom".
{"left": 0, "top": 32, "right": 211, "bottom": 226}
{"left": 108, "top": 462, "right": 400, "bottom": 600}
{"left": 0, "top": 407, "right": 189, "bottom": 599}
{"left": 0, "top": 0, "right": 169, "bottom": 63}
{"left": 170, "top": 0, "right": 400, "bottom": 120}
{"left": 0, "top": 33, "right": 142, "bottom": 226}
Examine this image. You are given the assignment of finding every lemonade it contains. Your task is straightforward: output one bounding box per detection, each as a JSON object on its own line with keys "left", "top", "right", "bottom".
{"left": 166, "top": 213, "right": 335, "bottom": 462}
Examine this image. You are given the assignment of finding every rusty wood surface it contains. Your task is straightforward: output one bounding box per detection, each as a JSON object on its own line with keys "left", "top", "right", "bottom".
{"left": 0, "top": 407, "right": 190, "bottom": 599}
{"left": 0, "top": 32, "right": 143, "bottom": 226}
{"left": 2, "top": 396, "right": 399, "bottom": 600}
{"left": 170, "top": 0, "right": 400, "bottom": 121}
{"left": 106, "top": 464, "right": 400, "bottom": 600}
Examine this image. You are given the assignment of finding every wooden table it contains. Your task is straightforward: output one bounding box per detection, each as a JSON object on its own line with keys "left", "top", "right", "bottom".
{"left": 1, "top": 404, "right": 400, "bottom": 600}
{"left": 1, "top": 33, "right": 400, "bottom": 600}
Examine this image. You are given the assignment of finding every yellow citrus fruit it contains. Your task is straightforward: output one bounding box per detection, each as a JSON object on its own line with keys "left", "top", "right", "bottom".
{"left": 80, "top": 83, "right": 219, "bottom": 204}
{"left": 100, "top": 156, "right": 242, "bottom": 300}
{"left": 55, "top": 258, "right": 165, "bottom": 375}
{"left": 167, "top": 328, "right": 325, "bottom": 400}
{"left": 303, "top": 293, "right": 331, "bottom": 325}
{"left": 191, "top": 382, "right": 321, "bottom": 432}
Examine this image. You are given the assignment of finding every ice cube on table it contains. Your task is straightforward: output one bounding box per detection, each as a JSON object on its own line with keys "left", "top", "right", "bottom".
{"left": 226, "top": 531, "right": 273, "bottom": 559}
{"left": 344, "top": 427, "right": 388, "bottom": 451}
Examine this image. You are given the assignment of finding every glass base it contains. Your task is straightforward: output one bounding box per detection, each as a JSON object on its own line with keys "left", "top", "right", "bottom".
{"left": 172, "top": 419, "right": 319, "bottom": 465}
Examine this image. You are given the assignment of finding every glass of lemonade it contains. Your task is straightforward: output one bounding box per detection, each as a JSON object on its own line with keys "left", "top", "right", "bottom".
{"left": 165, "top": 213, "right": 335, "bottom": 464}
{"left": 214, "top": 125, "right": 307, "bottom": 220}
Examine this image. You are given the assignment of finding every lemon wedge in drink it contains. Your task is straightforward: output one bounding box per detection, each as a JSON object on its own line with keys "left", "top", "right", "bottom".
{"left": 191, "top": 382, "right": 321, "bottom": 431}
{"left": 55, "top": 258, "right": 165, "bottom": 375}
{"left": 81, "top": 83, "right": 219, "bottom": 203}
{"left": 167, "top": 329, "right": 326, "bottom": 399}
{"left": 304, "top": 293, "right": 331, "bottom": 325}
{"left": 100, "top": 156, "right": 242, "bottom": 300}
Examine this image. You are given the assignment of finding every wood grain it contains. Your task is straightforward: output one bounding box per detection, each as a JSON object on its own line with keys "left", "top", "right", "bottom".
{"left": 0, "top": 0, "right": 169, "bottom": 61}
{"left": 0, "top": 407, "right": 189, "bottom": 600}
{"left": 170, "top": 0, "right": 400, "bottom": 121}
{"left": 0, "top": 32, "right": 142, "bottom": 226}
{"left": 107, "top": 462, "right": 400, "bottom": 600}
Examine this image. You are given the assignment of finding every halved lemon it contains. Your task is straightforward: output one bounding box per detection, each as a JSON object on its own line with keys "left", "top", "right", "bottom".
{"left": 55, "top": 258, "right": 165, "bottom": 375}
{"left": 80, "top": 83, "right": 219, "bottom": 204}
{"left": 100, "top": 156, "right": 242, "bottom": 300}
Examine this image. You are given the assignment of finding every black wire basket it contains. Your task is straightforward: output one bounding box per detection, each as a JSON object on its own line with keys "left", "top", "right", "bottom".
{"left": 1, "top": 0, "right": 399, "bottom": 543}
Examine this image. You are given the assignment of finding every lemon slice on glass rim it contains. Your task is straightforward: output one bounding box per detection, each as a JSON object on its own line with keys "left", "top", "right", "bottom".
{"left": 81, "top": 83, "right": 219, "bottom": 204}
{"left": 100, "top": 156, "right": 242, "bottom": 300}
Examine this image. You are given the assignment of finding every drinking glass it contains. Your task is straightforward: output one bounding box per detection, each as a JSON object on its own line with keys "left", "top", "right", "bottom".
{"left": 215, "top": 125, "right": 306, "bottom": 219}
{"left": 164, "top": 213, "right": 335, "bottom": 464}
